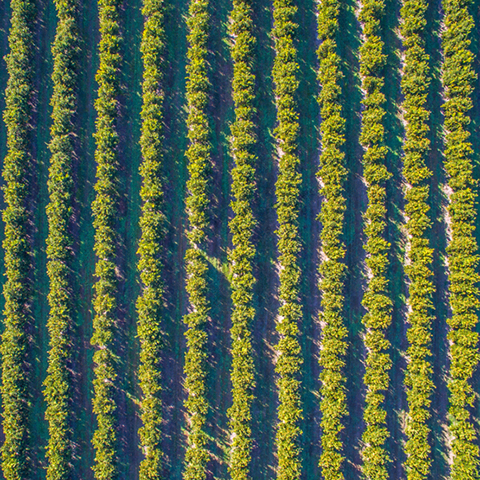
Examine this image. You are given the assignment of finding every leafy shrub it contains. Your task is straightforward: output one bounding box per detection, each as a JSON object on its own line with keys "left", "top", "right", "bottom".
{"left": 182, "top": 0, "right": 212, "bottom": 478}
{"left": 90, "top": 0, "right": 123, "bottom": 477}
{"left": 44, "top": 0, "right": 79, "bottom": 478}
{"left": 272, "top": 1, "right": 303, "bottom": 479}
{"left": 1, "top": 0, "right": 36, "bottom": 477}
{"left": 442, "top": 0, "right": 480, "bottom": 477}
{"left": 137, "top": 0, "right": 166, "bottom": 478}
{"left": 358, "top": 0, "right": 394, "bottom": 477}
{"left": 227, "top": 1, "right": 258, "bottom": 479}
{"left": 316, "top": 0, "right": 348, "bottom": 478}
{"left": 400, "top": 0, "right": 435, "bottom": 478}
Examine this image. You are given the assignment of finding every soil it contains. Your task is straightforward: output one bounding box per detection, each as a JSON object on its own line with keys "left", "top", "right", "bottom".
{"left": 295, "top": 1, "right": 323, "bottom": 478}
{"left": 249, "top": 1, "right": 279, "bottom": 477}
{"left": 113, "top": 0, "right": 144, "bottom": 476}
{"left": 29, "top": 1, "right": 57, "bottom": 475}
{"left": 157, "top": 1, "right": 189, "bottom": 478}
{"left": 66, "top": 0, "right": 100, "bottom": 477}
{"left": 426, "top": 0, "right": 452, "bottom": 476}
{"left": 204, "top": 0, "right": 235, "bottom": 476}
{"left": 340, "top": 0, "right": 368, "bottom": 477}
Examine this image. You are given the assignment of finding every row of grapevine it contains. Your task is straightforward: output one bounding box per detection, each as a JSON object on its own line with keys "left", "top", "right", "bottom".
{"left": 182, "top": 0, "right": 212, "bottom": 478}
{"left": 227, "top": 0, "right": 257, "bottom": 479}
{"left": 442, "top": 0, "right": 480, "bottom": 477}
{"left": 136, "top": 0, "right": 166, "bottom": 479}
{"left": 90, "top": 0, "right": 123, "bottom": 477}
{"left": 44, "top": 0, "right": 78, "bottom": 478}
{"left": 271, "top": 1, "right": 303, "bottom": 479}
{"left": 316, "top": 0, "right": 348, "bottom": 478}
{"left": 400, "top": 0, "right": 435, "bottom": 477}
{"left": 358, "top": 0, "right": 393, "bottom": 477}
{"left": 1, "top": 0, "right": 36, "bottom": 478}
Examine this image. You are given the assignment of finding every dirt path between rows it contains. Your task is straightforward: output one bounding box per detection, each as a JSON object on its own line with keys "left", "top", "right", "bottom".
{"left": 29, "top": 2, "right": 57, "bottom": 475}
{"left": 70, "top": 1, "right": 100, "bottom": 477}
{"left": 156, "top": 1, "right": 189, "bottom": 478}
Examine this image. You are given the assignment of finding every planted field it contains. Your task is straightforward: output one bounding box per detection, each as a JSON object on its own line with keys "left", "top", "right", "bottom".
{"left": 0, "top": 0, "right": 479, "bottom": 479}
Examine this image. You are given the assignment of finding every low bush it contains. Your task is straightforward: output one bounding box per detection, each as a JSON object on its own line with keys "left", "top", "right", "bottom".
{"left": 272, "top": 1, "right": 303, "bottom": 478}
{"left": 400, "top": 0, "right": 435, "bottom": 478}
{"left": 182, "top": 0, "right": 212, "bottom": 478}
{"left": 44, "top": 0, "right": 79, "bottom": 478}
{"left": 358, "top": 0, "right": 393, "bottom": 477}
{"left": 90, "top": 0, "right": 123, "bottom": 477}
{"left": 136, "top": 0, "right": 166, "bottom": 478}
{"left": 316, "top": 0, "right": 349, "bottom": 478}
{"left": 227, "top": 1, "right": 258, "bottom": 479}
{"left": 1, "top": 0, "right": 36, "bottom": 477}
{"left": 442, "top": 0, "right": 480, "bottom": 477}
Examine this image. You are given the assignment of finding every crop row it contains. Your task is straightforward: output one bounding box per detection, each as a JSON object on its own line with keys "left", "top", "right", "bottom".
{"left": 182, "top": 0, "right": 212, "bottom": 478}
{"left": 316, "top": 0, "right": 348, "bottom": 478}
{"left": 44, "top": 0, "right": 78, "bottom": 479}
{"left": 442, "top": 0, "right": 479, "bottom": 477}
{"left": 400, "top": 0, "right": 435, "bottom": 477}
{"left": 136, "top": 0, "right": 166, "bottom": 479}
{"left": 227, "top": 1, "right": 257, "bottom": 479}
{"left": 358, "top": 0, "right": 393, "bottom": 477}
{"left": 90, "top": 0, "right": 123, "bottom": 478}
{"left": 1, "top": 0, "right": 36, "bottom": 478}
{"left": 272, "top": 1, "right": 303, "bottom": 479}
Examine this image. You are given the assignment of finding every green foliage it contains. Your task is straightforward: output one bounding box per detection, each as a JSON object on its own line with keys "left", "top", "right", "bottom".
{"left": 44, "top": 0, "right": 79, "bottom": 478}
{"left": 91, "top": 0, "right": 123, "bottom": 478}
{"left": 400, "top": 0, "right": 435, "bottom": 478}
{"left": 358, "top": 0, "right": 393, "bottom": 477}
{"left": 316, "top": 0, "right": 348, "bottom": 479}
{"left": 442, "top": 0, "right": 480, "bottom": 477}
{"left": 182, "top": 0, "right": 212, "bottom": 479}
{"left": 137, "top": 0, "right": 166, "bottom": 479}
{"left": 272, "top": 1, "right": 303, "bottom": 479}
{"left": 1, "top": 0, "right": 36, "bottom": 478}
{"left": 227, "top": 1, "right": 257, "bottom": 479}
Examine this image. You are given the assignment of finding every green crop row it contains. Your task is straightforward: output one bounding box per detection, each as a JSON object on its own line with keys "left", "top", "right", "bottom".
{"left": 400, "top": 0, "right": 435, "bottom": 478}
{"left": 272, "top": 1, "right": 303, "bottom": 479}
{"left": 227, "top": 1, "right": 257, "bottom": 479}
{"left": 358, "top": 0, "right": 393, "bottom": 478}
{"left": 316, "top": 0, "right": 348, "bottom": 479}
{"left": 90, "top": 0, "right": 123, "bottom": 478}
{"left": 1, "top": 0, "right": 36, "bottom": 478}
{"left": 182, "top": 0, "right": 211, "bottom": 478}
{"left": 442, "top": 0, "right": 479, "bottom": 477}
{"left": 44, "top": 0, "right": 78, "bottom": 479}
{"left": 137, "top": 0, "right": 166, "bottom": 479}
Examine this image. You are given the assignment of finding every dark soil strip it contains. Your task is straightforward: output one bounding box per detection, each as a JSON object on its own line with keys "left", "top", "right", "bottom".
{"left": 295, "top": 0, "right": 322, "bottom": 478}
{"left": 250, "top": 1, "right": 278, "bottom": 478}
{"left": 118, "top": 0, "right": 143, "bottom": 478}
{"left": 30, "top": 1, "right": 57, "bottom": 475}
{"left": 159, "top": 1, "right": 189, "bottom": 478}
{"left": 427, "top": 0, "right": 450, "bottom": 476}
{"left": 205, "top": 0, "right": 234, "bottom": 477}
{"left": 69, "top": 0, "right": 99, "bottom": 477}
{"left": 383, "top": 0, "right": 407, "bottom": 477}
{"left": 339, "top": 0, "right": 366, "bottom": 477}
{"left": 114, "top": 0, "right": 143, "bottom": 476}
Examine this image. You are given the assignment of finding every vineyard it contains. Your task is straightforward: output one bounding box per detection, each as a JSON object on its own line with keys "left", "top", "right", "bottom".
{"left": 0, "top": 0, "right": 479, "bottom": 478}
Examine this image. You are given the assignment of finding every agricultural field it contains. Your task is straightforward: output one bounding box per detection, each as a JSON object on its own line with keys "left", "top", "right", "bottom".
{"left": 0, "top": 0, "right": 479, "bottom": 478}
